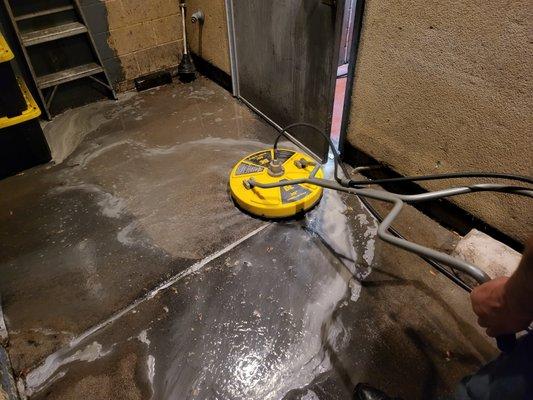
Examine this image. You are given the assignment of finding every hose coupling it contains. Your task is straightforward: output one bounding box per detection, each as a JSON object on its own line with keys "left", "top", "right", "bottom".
{"left": 243, "top": 179, "right": 255, "bottom": 190}
{"left": 268, "top": 159, "right": 285, "bottom": 177}
{"left": 191, "top": 10, "right": 205, "bottom": 24}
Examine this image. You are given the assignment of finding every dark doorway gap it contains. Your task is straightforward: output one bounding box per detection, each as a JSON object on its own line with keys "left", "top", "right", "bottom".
{"left": 342, "top": 142, "right": 526, "bottom": 253}
{"left": 332, "top": 0, "right": 364, "bottom": 155}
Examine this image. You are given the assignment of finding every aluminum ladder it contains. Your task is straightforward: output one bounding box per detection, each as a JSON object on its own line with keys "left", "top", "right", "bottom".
{"left": 2, "top": 0, "right": 116, "bottom": 119}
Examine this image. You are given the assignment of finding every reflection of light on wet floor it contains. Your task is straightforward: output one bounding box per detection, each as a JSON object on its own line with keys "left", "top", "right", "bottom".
{"left": 179, "top": 187, "right": 378, "bottom": 399}
{"left": 21, "top": 156, "right": 380, "bottom": 399}
{"left": 233, "top": 351, "right": 263, "bottom": 389}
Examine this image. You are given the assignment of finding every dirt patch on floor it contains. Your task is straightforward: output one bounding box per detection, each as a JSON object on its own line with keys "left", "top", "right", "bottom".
{"left": 8, "top": 330, "right": 71, "bottom": 375}
{"left": 33, "top": 342, "right": 149, "bottom": 400}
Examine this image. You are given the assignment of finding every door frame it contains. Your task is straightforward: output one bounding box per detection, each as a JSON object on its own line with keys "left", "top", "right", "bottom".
{"left": 225, "top": 0, "right": 347, "bottom": 162}
{"left": 339, "top": 0, "right": 357, "bottom": 67}
{"left": 225, "top": 0, "right": 240, "bottom": 97}
{"left": 337, "top": 0, "right": 365, "bottom": 158}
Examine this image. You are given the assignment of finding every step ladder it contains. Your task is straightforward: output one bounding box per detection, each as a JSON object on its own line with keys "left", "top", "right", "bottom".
{"left": 2, "top": 0, "right": 116, "bottom": 119}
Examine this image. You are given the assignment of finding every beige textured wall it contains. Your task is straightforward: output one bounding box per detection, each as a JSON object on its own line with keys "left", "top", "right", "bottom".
{"left": 104, "top": 0, "right": 183, "bottom": 90}
{"left": 185, "top": 0, "right": 231, "bottom": 74}
{"left": 347, "top": 0, "right": 532, "bottom": 242}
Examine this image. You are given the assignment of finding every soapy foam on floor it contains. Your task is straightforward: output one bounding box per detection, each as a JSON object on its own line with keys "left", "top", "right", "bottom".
{"left": 301, "top": 389, "right": 320, "bottom": 400}
{"left": 43, "top": 91, "right": 137, "bottom": 164}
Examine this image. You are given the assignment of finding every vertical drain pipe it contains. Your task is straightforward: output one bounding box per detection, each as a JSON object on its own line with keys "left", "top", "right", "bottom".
{"left": 177, "top": 2, "right": 196, "bottom": 82}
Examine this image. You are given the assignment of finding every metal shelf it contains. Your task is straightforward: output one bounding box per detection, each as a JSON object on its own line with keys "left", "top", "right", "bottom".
{"left": 37, "top": 63, "right": 103, "bottom": 89}
{"left": 21, "top": 21, "right": 87, "bottom": 47}
{"left": 14, "top": 5, "right": 75, "bottom": 22}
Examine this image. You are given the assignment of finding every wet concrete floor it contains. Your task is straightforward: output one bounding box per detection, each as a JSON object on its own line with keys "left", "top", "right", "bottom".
{"left": 0, "top": 77, "right": 497, "bottom": 399}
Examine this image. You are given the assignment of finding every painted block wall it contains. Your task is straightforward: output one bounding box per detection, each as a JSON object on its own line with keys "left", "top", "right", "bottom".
{"left": 81, "top": 0, "right": 183, "bottom": 90}
{"left": 185, "top": 0, "right": 231, "bottom": 75}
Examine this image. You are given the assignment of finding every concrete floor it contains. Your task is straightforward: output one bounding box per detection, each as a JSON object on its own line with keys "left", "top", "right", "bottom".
{"left": 0, "top": 77, "right": 497, "bottom": 400}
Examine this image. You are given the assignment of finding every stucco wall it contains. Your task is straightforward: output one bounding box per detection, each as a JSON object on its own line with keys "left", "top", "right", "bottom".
{"left": 346, "top": 0, "right": 532, "bottom": 242}
{"left": 185, "top": 0, "right": 231, "bottom": 75}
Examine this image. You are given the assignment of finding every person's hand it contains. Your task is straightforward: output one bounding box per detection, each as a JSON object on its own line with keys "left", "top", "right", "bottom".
{"left": 470, "top": 276, "right": 531, "bottom": 337}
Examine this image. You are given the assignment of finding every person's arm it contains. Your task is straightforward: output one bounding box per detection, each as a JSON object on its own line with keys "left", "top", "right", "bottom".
{"left": 470, "top": 235, "right": 533, "bottom": 337}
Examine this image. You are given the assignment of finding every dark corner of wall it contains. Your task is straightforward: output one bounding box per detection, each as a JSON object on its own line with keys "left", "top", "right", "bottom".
{"left": 191, "top": 53, "right": 232, "bottom": 93}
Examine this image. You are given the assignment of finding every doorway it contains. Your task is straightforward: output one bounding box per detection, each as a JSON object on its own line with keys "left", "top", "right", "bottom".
{"left": 331, "top": 0, "right": 356, "bottom": 148}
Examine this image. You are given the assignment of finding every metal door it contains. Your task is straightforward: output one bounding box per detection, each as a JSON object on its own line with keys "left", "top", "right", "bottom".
{"left": 227, "top": 0, "right": 343, "bottom": 160}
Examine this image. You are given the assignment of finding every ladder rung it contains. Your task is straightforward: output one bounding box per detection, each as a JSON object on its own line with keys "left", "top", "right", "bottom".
{"left": 21, "top": 22, "right": 87, "bottom": 47}
{"left": 37, "top": 63, "right": 104, "bottom": 89}
{"left": 14, "top": 5, "right": 75, "bottom": 22}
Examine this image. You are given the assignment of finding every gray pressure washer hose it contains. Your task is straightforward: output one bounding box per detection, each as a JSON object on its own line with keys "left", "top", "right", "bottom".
{"left": 250, "top": 123, "right": 533, "bottom": 352}
{"left": 246, "top": 176, "right": 528, "bottom": 352}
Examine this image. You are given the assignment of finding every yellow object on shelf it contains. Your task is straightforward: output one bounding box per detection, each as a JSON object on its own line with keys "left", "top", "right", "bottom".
{"left": 0, "top": 78, "right": 41, "bottom": 129}
{"left": 0, "top": 33, "right": 14, "bottom": 63}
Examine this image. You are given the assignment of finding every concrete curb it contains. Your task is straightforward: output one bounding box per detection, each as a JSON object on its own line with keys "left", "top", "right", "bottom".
{"left": 453, "top": 229, "right": 521, "bottom": 279}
